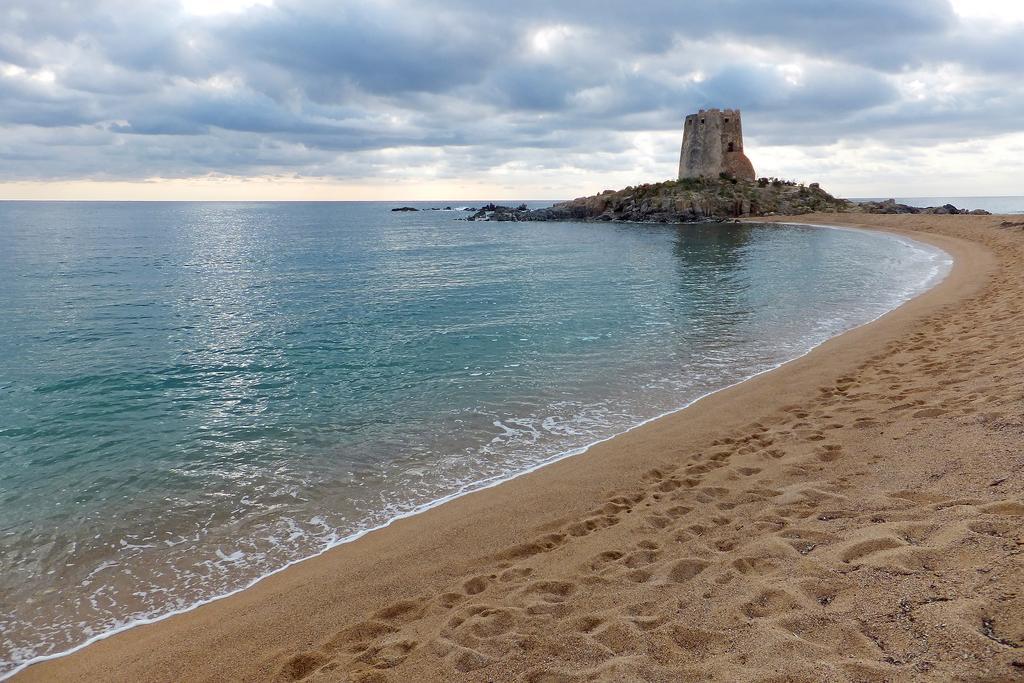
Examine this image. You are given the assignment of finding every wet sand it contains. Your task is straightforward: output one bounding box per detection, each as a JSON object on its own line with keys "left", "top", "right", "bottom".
{"left": 18, "top": 214, "right": 1024, "bottom": 682}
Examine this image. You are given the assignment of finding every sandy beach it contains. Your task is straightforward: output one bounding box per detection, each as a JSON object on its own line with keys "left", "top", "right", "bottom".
{"left": 18, "top": 214, "right": 1023, "bottom": 682}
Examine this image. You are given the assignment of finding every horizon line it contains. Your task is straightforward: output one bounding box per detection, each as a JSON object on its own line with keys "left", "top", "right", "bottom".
{"left": 1, "top": 194, "right": 1021, "bottom": 203}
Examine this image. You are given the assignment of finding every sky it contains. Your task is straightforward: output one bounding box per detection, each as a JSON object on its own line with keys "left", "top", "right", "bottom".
{"left": 1, "top": 0, "right": 1023, "bottom": 200}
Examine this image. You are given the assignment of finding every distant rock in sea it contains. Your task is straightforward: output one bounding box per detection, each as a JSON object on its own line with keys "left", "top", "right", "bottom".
{"left": 391, "top": 206, "right": 419, "bottom": 212}
{"left": 855, "top": 199, "right": 991, "bottom": 215}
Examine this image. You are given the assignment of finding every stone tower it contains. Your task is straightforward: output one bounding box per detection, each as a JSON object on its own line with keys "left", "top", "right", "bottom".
{"left": 678, "top": 108, "right": 755, "bottom": 181}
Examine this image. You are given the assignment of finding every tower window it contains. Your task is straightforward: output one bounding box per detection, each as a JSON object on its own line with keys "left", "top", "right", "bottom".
{"left": 727, "top": 142, "right": 735, "bottom": 152}
{"left": 700, "top": 118, "right": 705, "bottom": 124}
{"left": 724, "top": 118, "right": 729, "bottom": 123}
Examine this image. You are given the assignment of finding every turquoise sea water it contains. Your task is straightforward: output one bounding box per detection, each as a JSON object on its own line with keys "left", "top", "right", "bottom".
{"left": 0, "top": 202, "right": 950, "bottom": 674}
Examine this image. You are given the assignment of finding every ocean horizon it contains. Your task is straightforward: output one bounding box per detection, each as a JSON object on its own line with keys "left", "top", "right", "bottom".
{"left": 1, "top": 202, "right": 951, "bottom": 673}
{"left": 4, "top": 196, "right": 1024, "bottom": 213}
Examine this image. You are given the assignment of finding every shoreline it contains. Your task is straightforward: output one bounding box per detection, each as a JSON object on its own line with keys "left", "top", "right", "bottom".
{"left": 3, "top": 221, "right": 950, "bottom": 680}
{"left": 18, "top": 215, "right": 1022, "bottom": 682}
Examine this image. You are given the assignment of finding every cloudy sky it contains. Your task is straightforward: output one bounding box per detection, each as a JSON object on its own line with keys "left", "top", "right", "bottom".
{"left": 1, "top": 0, "right": 1023, "bottom": 200}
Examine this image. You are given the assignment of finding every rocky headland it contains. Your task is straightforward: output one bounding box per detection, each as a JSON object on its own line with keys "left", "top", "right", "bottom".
{"left": 464, "top": 177, "right": 991, "bottom": 222}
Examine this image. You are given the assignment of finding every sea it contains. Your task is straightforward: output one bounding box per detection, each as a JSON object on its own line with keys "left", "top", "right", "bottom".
{"left": 0, "top": 199, "right": 969, "bottom": 675}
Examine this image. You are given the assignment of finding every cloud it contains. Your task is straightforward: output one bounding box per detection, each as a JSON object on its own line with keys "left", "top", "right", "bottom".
{"left": 0, "top": 0, "right": 1022, "bottom": 195}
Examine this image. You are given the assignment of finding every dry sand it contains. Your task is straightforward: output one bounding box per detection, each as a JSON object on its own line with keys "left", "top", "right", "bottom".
{"left": 19, "top": 214, "right": 1024, "bottom": 682}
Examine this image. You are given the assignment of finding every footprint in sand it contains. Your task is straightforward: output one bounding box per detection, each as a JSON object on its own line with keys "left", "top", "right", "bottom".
{"left": 566, "top": 514, "right": 620, "bottom": 537}
{"left": 495, "top": 532, "right": 567, "bottom": 561}
{"left": 277, "top": 651, "right": 331, "bottom": 681}
{"left": 667, "top": 558, "right": 710, "bottom": 582}
{"left": 644, "top": 513, "right": 673, "bottom": 529}
{"left": 498, "top": 566, "right": 534, "bottom": 582}
{"left": 623, "top": 549, "right": 661, "bottom": 568}
{"left": 741, "top": 588, "right": 803, "bottom": 618}
{"left": 838, "top": 536, "right": 905, "bottom": 564}
{"left": 323, "top": 620, "right": 398, "bottom": 655}
{"left": 357, "top": 638, "right": 418, "bottom": 669}
{"left": 981, "top": 500, "right": 1024, "bottom": 516}
{"left": 373, "top": 598, "right": 427, "bottom": 624}
{"left": 731, "top": 556, "right": 778, "bottom": 576}
{"left": 667, "top": 625, "right": 728, "bottom": 654}
{"left": 589, "top": 550, "right": 625, "bottom": 572}
{"left": 462, "top": 575, "right": 489, "bottom": 595}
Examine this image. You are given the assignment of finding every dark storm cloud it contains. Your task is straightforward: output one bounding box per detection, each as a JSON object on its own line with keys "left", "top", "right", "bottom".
{"left": 0, "top": 0, "right": 1022, "bottom": 181}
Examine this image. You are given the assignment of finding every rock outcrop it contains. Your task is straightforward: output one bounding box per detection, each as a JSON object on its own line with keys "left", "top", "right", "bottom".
{"left": 464, "top": 179, "right": 991, "bottom": 223}
{"left": 468, "top": 177, "right": 849, "bottom": 222}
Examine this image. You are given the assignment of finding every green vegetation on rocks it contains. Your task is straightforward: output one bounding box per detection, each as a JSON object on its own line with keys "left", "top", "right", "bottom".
{"left": 549, "top": 177, "right": 855, "bottom": 222}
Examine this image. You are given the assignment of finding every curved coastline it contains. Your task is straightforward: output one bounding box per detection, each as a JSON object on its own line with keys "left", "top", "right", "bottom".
{"left": 12, "top": 217, "right": 991, "bottom": 681}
